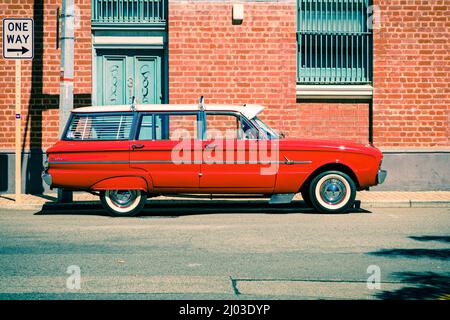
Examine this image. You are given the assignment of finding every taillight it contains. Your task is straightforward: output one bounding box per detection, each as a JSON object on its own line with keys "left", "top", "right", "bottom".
{"left": 43, "top": 154, "right": 48, "bottom": 169}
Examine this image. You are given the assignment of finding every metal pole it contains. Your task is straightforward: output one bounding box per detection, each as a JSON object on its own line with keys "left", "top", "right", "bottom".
{"left": 15, "top": 59, "right": 21, "bottom": 203}
{"left": 58, "top": 0, "right": 74, "bottom": 203}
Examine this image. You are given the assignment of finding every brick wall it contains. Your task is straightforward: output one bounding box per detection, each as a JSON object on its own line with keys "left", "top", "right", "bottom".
{"left": 168, "top": 1, "right": 370, "bottom": 144}
{"left": 168, "top": 1, "right": 298, "bottom": 137}
{"left": 0, "top": 0, "right": 448, "bottom": 151}
{"left": 372, "top": 0, "right": 450, "bottom": 148}
{"left": 294, "top": 0, "right": 450, "bottom": 147}
{"left": 296, "top": 102, "right": 370, "bottom": 144}
{"left": 0, "top": 0, "right": 91, "bottom": 150}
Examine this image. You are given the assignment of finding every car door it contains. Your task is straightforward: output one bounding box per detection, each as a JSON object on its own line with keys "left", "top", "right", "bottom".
{"left": 130, "top": 112, "right": 202, "bottom": 191}
{"left": 199, "top": 112, "right": 277, "bottom": 191}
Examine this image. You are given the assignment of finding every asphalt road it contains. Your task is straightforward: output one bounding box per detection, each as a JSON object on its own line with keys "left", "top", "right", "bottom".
{"left": 0, "top": 200, "right": 449, "bottom": 300}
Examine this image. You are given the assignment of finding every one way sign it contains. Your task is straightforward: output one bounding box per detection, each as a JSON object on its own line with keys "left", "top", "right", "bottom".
{"left": 2, "top": 18, "right": 34, "bottom": 59}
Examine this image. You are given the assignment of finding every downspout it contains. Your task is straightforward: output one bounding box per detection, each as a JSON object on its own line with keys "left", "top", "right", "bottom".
{"left": 57, "top": 0, "right": 74, "bottom": 203}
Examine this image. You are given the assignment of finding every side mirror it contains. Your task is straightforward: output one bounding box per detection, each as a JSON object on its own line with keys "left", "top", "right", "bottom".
{"left": 279, "top": 131, "right": 286, "bottom": 138}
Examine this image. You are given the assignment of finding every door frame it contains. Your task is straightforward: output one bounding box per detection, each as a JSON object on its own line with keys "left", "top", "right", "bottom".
{"left": 91, "top": 34, "right": 168, "bottom": 105}
{"left": 130, "top": 111, "right": 203, "bottom": 191}
{"left": 200, "top": 111, "right": 276, "bottom": 191}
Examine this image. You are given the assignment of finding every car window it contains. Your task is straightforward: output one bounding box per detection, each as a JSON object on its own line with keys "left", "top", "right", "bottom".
{"left": 138, "top": 113, "right": 198, "bottom": 141}
{"left": 65, "top": 113, "right": 133, "bottom": 141}
{"left": 253, "top": 117, "right": 279, "bottom": 139}
{"left": 206, "top": 113, "right": 258, "bottom": 140}
{"left": 138, "top": 114, "right": 165, "bottom": 140}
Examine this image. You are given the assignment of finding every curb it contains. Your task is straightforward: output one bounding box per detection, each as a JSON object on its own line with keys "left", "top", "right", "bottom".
{"left": 361, "top": 200, "right": 450, "bottom": 208}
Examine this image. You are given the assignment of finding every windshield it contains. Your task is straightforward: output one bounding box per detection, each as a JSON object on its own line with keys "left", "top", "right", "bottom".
{"left": 253, "top": 117, "right": 279, "bottom": 140}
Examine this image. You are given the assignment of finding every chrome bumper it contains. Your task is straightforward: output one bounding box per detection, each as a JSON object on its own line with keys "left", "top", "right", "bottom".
{"left": 377, "top": 169, "right": 387, "bottom": 185}
{"left": 42, "top": 171, "right": 52, "bottom": 187}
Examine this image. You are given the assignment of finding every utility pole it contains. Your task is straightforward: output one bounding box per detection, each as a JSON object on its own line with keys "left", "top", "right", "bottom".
{"left": 57, "top": 0, "right": 74, "bottom": 203}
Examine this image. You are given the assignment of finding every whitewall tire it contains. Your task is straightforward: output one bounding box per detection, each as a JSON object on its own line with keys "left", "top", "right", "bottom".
{"left": 100, "top": 190, "right": 147, "bottom": 217}
{"left": 309, "top": 171, "right": 356, "bottom": 214}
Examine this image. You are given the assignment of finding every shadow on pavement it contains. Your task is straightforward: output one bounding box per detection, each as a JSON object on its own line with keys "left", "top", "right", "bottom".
{"left": 368, "top": 234, "right": 450, "bottom": 300}
{"left": 375, "top": 272, "right": 450, "bottom": 300}
{"left": 409, "top": 235, "right": 450, "bottom": 244}
{"left": 34, "top": 200, "right": 370, "bottom": 217}
{"left": 369, "top": 248, "right": 450, "bottom": 260}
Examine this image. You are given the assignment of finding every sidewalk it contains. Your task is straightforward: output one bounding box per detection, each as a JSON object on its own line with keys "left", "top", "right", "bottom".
{"left": 1, "top": 191, "right": 449, "bottom": 210}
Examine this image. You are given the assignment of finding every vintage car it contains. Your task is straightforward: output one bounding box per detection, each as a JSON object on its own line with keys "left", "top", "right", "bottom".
{"left": 42, "top": 102, "right": 386, "bottom": 216}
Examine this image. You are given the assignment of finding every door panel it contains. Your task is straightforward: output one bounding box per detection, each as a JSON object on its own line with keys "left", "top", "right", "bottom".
{"left": 130, "top": 140, "right": 201, "bottom": 190}
{"left": 102, "top": 56, "right": 127, "bottom": 105}
{"left": 135, "top": 56, "right": 161, "bottom": 104}
{"left": 199, "top": 140, "right": 276, "bottom": 190}
{"left": 130, "top": 113, "right": 201, "bottom": 191}
{"left": 200, "top": 112, "right": 277, "bottom": 190}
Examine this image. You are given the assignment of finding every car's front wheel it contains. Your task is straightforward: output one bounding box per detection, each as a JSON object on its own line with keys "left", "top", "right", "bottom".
{"left": 100, "top": 190, "right": 147, "bottom": 217}
{"left": 309, "top": 171, "right": 356, "bottom": 214}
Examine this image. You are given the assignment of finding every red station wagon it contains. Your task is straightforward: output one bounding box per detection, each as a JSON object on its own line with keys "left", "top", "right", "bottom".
{"left": 42, "top": 102, "right": 387, "bottom": 216}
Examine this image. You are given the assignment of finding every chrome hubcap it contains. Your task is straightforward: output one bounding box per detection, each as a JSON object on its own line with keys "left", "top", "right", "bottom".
{"left": 109, "top": 190, "right": 137, "bottom": 208}
{"left": 320, "top": 178, "right": 346, "bottom": 205}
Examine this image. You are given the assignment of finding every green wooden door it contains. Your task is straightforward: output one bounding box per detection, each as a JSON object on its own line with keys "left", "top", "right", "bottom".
{"left": 96, "top": 49, "right": 162, "bottom": 105}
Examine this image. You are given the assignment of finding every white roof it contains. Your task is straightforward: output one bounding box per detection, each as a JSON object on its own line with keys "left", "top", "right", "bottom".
{"left": 72, "top": 104, "right": 264, "bottom": 120}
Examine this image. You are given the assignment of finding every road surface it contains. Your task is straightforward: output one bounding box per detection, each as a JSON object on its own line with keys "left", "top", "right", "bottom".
{"left": 0, "top": 200, "right": 449, "bottom": 299}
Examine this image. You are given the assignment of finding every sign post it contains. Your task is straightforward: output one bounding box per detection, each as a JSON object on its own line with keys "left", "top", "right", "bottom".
{"left": 15, "top": 59, "right": 21, "bottom": 202}
{"left": 2, "top": 18, "right": 34, "bottom": 203}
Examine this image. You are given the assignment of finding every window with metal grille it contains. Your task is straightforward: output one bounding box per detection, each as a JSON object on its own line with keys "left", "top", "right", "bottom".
{"left": 65, "top": 113, "right": 134, "bottom": 141}
{"left": 297, "top": 0, "right": 373, "bottom": 84}
{"left": 92, "top": 0, "right": 166, "bottom": 24}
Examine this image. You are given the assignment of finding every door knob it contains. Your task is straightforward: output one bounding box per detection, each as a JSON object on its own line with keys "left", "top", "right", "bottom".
{"left": 132, "top": 144, "right": 144, "bottom": 150}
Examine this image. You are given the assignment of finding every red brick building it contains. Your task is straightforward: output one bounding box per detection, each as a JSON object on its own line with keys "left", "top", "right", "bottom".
{"left": 0, "top": 0, "right": 449, "bottom": 193}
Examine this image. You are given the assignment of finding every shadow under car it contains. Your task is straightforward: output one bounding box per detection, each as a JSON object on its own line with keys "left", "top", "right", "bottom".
{"left": 34, "top": 199, "right": 369, "bottom": 217}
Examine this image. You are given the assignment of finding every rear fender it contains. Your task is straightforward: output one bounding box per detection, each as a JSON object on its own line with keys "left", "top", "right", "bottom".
{"left": 91, "top": 176, "right": 148, "bottom": 191}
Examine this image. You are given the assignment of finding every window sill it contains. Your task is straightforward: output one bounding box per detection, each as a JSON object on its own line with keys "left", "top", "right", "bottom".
{"left": 296, "top": 84, "right": 373, "bottom": 100}
{"left": 92, "top": 35, "right": 165, "bottom": 49}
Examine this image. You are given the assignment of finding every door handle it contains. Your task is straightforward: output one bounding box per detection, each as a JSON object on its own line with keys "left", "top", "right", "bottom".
{"left": 132, "top": 144, "right": 145, "bottom": 150}
{"left": 204, "top": 143, "right": 216, "bottom": 150}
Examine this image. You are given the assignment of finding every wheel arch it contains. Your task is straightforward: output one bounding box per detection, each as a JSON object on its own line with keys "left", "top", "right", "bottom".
{"left": 91, "top": 176, "right": 149, "bottom": 192}
{"left": 299, "top": 162, "right": 360, "bottom": 193}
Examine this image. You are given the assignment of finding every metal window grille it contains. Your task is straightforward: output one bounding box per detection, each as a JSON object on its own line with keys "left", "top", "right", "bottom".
{"left": 297, "top": 0, "right": 373, "bottom": 84}
{"left": 92, "top": 0, "right": 166, "bottom": 23}
{"left": 66, "top": 114, "right": 134, "bottom": 141}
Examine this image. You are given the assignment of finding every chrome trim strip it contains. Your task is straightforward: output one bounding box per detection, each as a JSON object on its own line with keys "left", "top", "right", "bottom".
{"left": 289, "top": 161, "right": 313, "bottom": 164}
{"left": 49, "top": 160, "right": 313, "bottom": 165}
{"left": 49, "top": 161, "right": 129, "bottom": 165}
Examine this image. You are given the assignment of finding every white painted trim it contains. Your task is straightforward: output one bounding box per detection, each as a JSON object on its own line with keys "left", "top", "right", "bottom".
{"left": 297, "top": 84, "right": 373, "bottom": 99}
{"left": 93, "top": 36, "right": 164, "bottom": 46}
{"left": 72, "top": 104, "right": 265, "bottom": 120}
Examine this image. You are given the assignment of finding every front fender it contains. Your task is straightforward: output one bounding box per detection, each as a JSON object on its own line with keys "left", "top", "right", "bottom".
{"left": 91, "top": 176, "right": 148, "bottom": 191}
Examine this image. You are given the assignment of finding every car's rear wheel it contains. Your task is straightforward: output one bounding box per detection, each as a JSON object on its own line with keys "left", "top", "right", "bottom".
{"left": 100, "top": 190, "right": 147, "bottom": 217}
{"left": 309, "top": 171, "right": 356, "bottom": 214}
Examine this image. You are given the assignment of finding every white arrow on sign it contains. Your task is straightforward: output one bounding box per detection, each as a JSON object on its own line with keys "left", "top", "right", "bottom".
{"left": 2, "top": 18, "right": 34, "bottom": 60}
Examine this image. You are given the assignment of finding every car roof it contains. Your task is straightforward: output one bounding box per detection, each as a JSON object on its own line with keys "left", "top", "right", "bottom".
{"left": 72, "top": 104, "right": 265, "bottom": 120}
